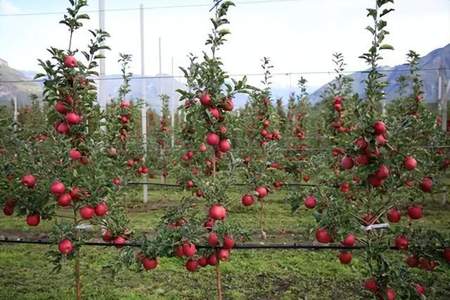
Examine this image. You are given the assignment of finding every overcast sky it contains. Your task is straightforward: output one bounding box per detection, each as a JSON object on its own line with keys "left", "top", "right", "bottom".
{"left": 0, "top": 0, "right": 449, "bottom": 90}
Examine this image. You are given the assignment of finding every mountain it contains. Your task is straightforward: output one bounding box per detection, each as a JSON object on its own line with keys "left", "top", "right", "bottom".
{"left": 99, "top": 74, "right": 184, "bottom": 113}
{"left": 0, "top": 58, "right": 41, "bottom": 106}
{"left": 309, "top": 44, "right": 450, "bottom": 103}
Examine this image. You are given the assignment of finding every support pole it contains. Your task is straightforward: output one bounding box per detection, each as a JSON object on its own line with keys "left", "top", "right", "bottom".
{"left": 140, "top": 3, "right": 148, "bottom": 203}
{"left": 98, "top": 0, "right": 106, "bottom": 108}
{"left": 171, "top": 56, "right": 175, "bottom": 148}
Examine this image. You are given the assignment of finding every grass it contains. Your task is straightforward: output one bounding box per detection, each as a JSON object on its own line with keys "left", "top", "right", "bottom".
{"left": 1, "top": 186, "right": 450, "bottom": 299}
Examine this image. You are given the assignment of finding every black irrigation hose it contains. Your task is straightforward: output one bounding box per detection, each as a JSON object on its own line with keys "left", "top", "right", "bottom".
{"left": 1, "top": 237, "right": 429, "bottom": 251}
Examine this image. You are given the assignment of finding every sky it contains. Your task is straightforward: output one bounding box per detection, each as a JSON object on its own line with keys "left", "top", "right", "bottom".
{"left": 0, "top": 0, "right": 449, "bottom": 91}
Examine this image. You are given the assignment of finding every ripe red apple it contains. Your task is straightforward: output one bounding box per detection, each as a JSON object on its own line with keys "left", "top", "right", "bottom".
{"left": 375, "top": 164, "right": 390, "bottom": 179}
{"left": 114, "top": 235, "right": 127, "bottom": 248}
{"left": 415, "top": 283, "right": 425, "bottom": 295}
{"left": 354, "top": 137, "right": 368, "bottom": 150}
{"left": 208, "top": 232, "right": 219, "bottom": 247}
{"left": 341, "top": 234, "right": 356, "bottom": 247}
{"left": 26, "top": 214, "right": 40, "bottom": 226}
{"left": 58, "top": 239, "right": 74, "bottom": 255}
{"left": 199, "top": 143, "right": 207, "bottom": 152}
{"left": 218, "top": 139, "right": 231, "bottom": 153}
{"left": 217, "top": 249, "right": 230, "bottom": 261}
{"left": 138, "top": 166, "right": 149, "bottom": 174}
{"left": 241, "top": 194, "right": 255, "bottom": 206}
{"left": 443, "top": 248, "right": 450, "bottom": 263}
{"left": 57, "top": 193, "right": 72, "bottom": 207}
{"left": 375, "top": 134, "right": 387, "bottom": 145}
{"left": 373, "top": 121, "right": 386, "bottom": 135}
{"left": 304, "top": 195, "right": 317, "bottom": 209}
{"left": 404, "top": 156, "right": 417, "bottom": 170}
{"left": 198, "top": 256, "right": 208, "bottom": 267}
{"left": 394, "top": 235, "right": 409, "bottom": 250}
{"left": 407, "top": 205, "right": 423, "bottom": 220}
{"left": 142, "top": 257, "right": 158, "bottom": 270}
{"left": 209, "top": 107, "right": 221, "bottom": 119}
{"left": 355, "top": 154, "right": 369, "bottom": 166}
{"left": 95, "top": 202, "right": 108, "bottom": 217}
{"left": 200, "top": 92, "right": 212, "bottom": 106}
{"left": 338, "top": 251, "right": 352, "bottom": 264}
{"left": 50, "top": 180, "right": 65, "bottom": 196}
{"left": 79, "top": 205, "right": 95, "bottom": 220}
{"left": 420, "top": 177, "right": 432, "bottom": 193}
{"left": 340, "top": 182, "right": 350, "bottom": 193}
{"left": 102, "top": 229, "right": 113, "bottom": 242}
{"left": 368, "top": 174, "right": 384, "bottom": 187}
{"left": 208, "top": 254, "right": 218, "bottom": 266}
{"left": 206, "top": 132, "right": 220, "bottom": 146}
{"left": 363, "top": 278, "right": 378, "bottom": 293}
{"left": 406, "top": 255, "right": 418, "bottom": 267}
{"left": 315, "top": 228, "right": 332, "bottom": 243}
{"left": 66, "top": 112, "right": 81, "bottom": 125}
{"left": 223, "top": 235, "right": 235, "bottom": 249}
{"left": 21, "top": 174, "right": 37, "bottom": 188}
{"left": 387, "top": 208, "right": 401, "bottom": 223}
{"left": 223, "top": 98, "right": 234, "bottom": 111}
{"left": 175, "top": 245, "right": 185, "bottom": 257}
{"left": 69, "top": 149, "right": 81, "bottom": 160}
{"left": 340, "top": 156, "right": 354, "bottom": 170}
{"left": 255, "top": 186, "right": 268, "bottom": 198}
{"left": 55, "top": 101, "right": 68, "bottom": 114}
{"left": 209, "top": 204, "right": 226, "bottom": 220}
{"left": 185, "top": 259, "right": 198, "bottom": 272}
{"left": 273, "top": 180, "right": 283, "bottom": 189}
{"left": 55, "top": 121, "right": 70, "bottom": 135}
{"left": 64, "top": 55, "right": 77, "bottom": 68}
{"left": 3, "top": 204, "right": 14, "bottom": 216}
{"left": 112, "top": 177, "right": 121, "bottom": 186}
{"left": 120, "top": 100, "right": 130, "bottom": 109}
{"left": 186, "top": 180, "right": 194, "bottom": 189}
{"left": 182, "top": 242, "right": 197, "bottom": 257}
{"left": 386, "top": 288, "right": 396, "bottom": 300}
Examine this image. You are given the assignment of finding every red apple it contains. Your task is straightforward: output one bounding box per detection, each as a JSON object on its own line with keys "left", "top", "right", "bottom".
{"left": 415, "top": 283, "right": 425, "bottom": 295}
{"left": 142, "top": 257, "right": 158, "bottom": 270}
{"left": 407, "top": 205, "right": 423, "bottom": 220}
{"left": 304, "top": 195, "right": 317, "bottom": 209}
{"left": 55, "top": 101, "right": 68, "bottom": 114}
{"left": 69, "top": 149, "right": 81, "bottom": 160}
{"left": 208, "top": 232, "right": 219, "bottom": 247}
{"left": 387, "top": 208, "right": 401, "bottom": 223}
{"left": 340, "top": 156, "right": 354, "bottom": 170}
{"left": 315, "top": 228, "right": 332, "bottom": 243}
{"left": 21, "top": 174, "right": 37, "bottom": 188}
{"left": 55, "top": 121, "right": 70, "bottom": 135}
{"left": 79, "top": 205, "right": 95, "bottom": 220}
{"left": 209, "top": 204, "right": 226, "bottom": 220}
{"left": 394, "top": 235, "right": 409, "bottom": 250}
{"left": 200, "top": 92, "right": 212, "bottom": 106}
{"left": 218, "top": 139, "right": 231, "bottom": 153}
{"left": 208, "top": 254, "right": 218, "bottom": 266}
{"left": 375, "top": 164, "right": 390, "bottom": 179}
{"left": 185, "top": 259, "right": 198, "bottom": 272}
{"left": 404, "top": 156, "right": 417, "bottom": 170}
{"left": 26, "top": 214, "right": 40, "bottom": 226}
{"left": 95, "top": 202, "right": 108, "bottom": 217}
{"left": 223, "top": 235, "right": 234, "bottom": 249}
{"left": 114, "top": 235, "right": 127, "bottom": 248}
{"left": 373, "top": 121, "right": 386, "bottom": 135}
{"left": 255, "top": 186, "right": 268, "bottom": 198}
{"left": 341, "top": 234, "right": 356, "bottom": 247}
{"left": 58, "top": 239, "right": 74, "bottom": 255}
{"left": 338, "top": 251, "right": 352, "bottom": 264}
{"left": 57, "top": 193, "right": 72, "bottom": 207}
{"left": 199, "top": 143, "right": 207, "bottom": 152}
{"left": 66, "top": 112, "right": 81, "bottom": 125}
{"left": 209, "top": 107, "right": 221, "bottom": 119}
{"left": 241, "top": 194, "right": 255, "bottom": 206}
{"left": 386, "top": 288, "right": 396, "bottom": 300}
{"left": 420, "top": 177, "right": 432, "bottom": 192}
{"left": 363, "top": 278, "right": 378, "bottom": 293}
{"left": 206, "top": 132, "right": 220, "bottom": 146}
{"left": 64, "top": 55, "right": 77, "bottom": 68}
{"left": 50, "top": 180, "right": 65, "bottom": 196}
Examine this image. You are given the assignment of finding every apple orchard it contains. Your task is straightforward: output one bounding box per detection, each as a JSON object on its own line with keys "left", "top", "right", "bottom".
{"left": 0, "top": 0, "right": 449, "bottom": 299}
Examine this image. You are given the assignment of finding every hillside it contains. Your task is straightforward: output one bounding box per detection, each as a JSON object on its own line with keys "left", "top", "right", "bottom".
{"left": 309, "top": 43, "right": 450, "bottom": 103}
